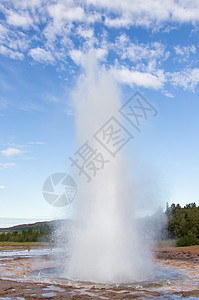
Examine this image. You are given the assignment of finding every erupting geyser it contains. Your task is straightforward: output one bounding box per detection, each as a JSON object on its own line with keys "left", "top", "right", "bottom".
{"left": 65, "top": 52, "right": 154, "bottom": 283}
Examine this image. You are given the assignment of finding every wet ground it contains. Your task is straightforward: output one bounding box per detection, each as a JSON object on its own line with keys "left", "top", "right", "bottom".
{"left": 0, "top": 244, "right": 198, "bottom": 299}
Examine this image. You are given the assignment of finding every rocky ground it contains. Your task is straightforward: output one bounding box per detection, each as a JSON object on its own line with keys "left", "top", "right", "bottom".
{"left": 155, "top": 245, "right": 199, "bottom": 261}
{"left": 0, "top": 244, "right": 198, "bottom": 299}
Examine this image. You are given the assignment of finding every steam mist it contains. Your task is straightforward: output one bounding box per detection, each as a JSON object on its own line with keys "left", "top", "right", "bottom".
{"left": 64, "top": 52, "right": 162, "bottom": 283}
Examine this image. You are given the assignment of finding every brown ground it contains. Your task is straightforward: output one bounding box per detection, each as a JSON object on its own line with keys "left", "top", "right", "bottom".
{"left": 158, "top": 245, "right": 199, "bottom": 254}
{"left": 0, "top": 244, "right": 198, "bottom": 299}
{"left": 0, "top": 243, "right": 51, "bottom": 251}
{"left": 155, "top": 245, "right": 199, "bottom": 261}
{"left": 0, "top": 278, "right": 165, "bottom": 299}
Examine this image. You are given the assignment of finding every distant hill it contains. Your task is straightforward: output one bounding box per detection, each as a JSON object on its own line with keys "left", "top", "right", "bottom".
{"left": 0, "top": 219, "right": 70, "bottom": 232}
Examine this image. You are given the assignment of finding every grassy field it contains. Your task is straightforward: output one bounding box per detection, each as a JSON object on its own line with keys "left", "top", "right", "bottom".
{"left": 158, "top": 240, "right": 177, "bottom": 247}
{"left": 0, "top": 241, "right": 53, "bottom": 246}
{"left": 0, "top": 241, "right": 177, "bottom": 247}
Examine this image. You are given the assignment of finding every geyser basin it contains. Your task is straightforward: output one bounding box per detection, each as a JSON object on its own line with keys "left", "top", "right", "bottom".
{"left": 26, "top": 265, "right": 185, "bottom": 288}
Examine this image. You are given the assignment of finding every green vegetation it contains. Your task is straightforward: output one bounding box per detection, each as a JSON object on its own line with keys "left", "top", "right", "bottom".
{"left": 166, "top": 202, "right": 199, "bottom": 246}
{"left": 158, "top": 239, "right": 177, "bottom": 247}
{"left": 0, "top": 242, "right": 51, "bottom": 246}
{"left": 0, "top": 223, "right": 52, "bottom": 243}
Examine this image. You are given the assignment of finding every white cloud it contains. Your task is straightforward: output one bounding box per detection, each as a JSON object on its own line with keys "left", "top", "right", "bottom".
{"left": 0, "top": 185, "right": 5, "bottom": 189}
{"left": 0, "top": 162, "right": 16, "bottom": 168}
{"left": 174, "top": 45, "right": 196, "bottom": 56}
{"left": 11, "top": 0, "right": 42, "bottom": 10}
{"left": 29, "top": 47, "right": 55, "bottom": 63}
{"left": 169, "top": 68, "right": 199, "bottom": 91}
{"left": 69, "top": 46, "right": 108, "bottom": 66}
{"left": 0, "top": 45, "right": 24, "bottom": 60}
{"left": 8, "top": 38, "right": 30, "bottom": 52}
{"left": 1, "top": 147, "right": 24, "bottom": 157}
{"left": 0, "top": 0, "right": 199, "bottom": 92}
{"left": 95, "top": 47, "right": 108, "bottom": 61}
{"left": 86, "top": 0, "right": 199, "bottom": 26}
{"left": 171, "top": 1, "right": 199, "bottom": 23}
{"left": 76, "top": 26, "right": 94, "bottom": 39}
{"left": 164, "top": 91, "right": 174, "bottom": 98}
{"left": 69, "top": 49, "right": 84, "bottom": 65}
{"left": 28, "top": 141, "right": 45, "bottom": 145}
{"left": 110, "top": 65, "right": 165, "bottom": 89}
{"left": 0, "top": 24, "right": 8, "bottom": 37}
{"left": 0, "top": 22, "right": 29, "bottom": 60}
{"left": 6, "top": 11, "right": 33, "bottom": 28}
{"left": 43, "top": 22, "right": 73, "bottom": 49}
{"left": 105, "top": 16, "right": 133, "bottom": 28}
{"left": 48, "top": 3, "right": 85, "bottom": 25}
{"left": 113, "top": 36, "right": 169, "bottom": 66}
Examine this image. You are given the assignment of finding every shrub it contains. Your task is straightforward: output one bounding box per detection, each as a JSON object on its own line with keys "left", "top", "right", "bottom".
{"left": 176, "top": 236, "right": 199, "bottom": 247}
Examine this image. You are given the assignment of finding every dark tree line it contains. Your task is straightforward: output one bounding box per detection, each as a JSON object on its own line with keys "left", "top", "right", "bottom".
{"left": 166, "top": 202, "right": 199, "bottom": 246}
{"left": 0, "top": 224, "right": 52, "bottom": 242}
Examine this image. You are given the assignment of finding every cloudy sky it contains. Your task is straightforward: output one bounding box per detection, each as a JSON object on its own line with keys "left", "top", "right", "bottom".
{"left": 0, "top": 0, "right": 199, "bottom": 226}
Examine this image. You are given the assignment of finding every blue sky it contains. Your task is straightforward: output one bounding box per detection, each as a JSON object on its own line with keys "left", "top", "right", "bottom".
{"left": 0, "top": 0, "right": 199, "bottom": 226}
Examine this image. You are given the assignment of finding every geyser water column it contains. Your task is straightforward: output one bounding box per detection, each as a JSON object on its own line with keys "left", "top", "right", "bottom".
{"left": 66, "top": 52, "right": 154, "bottom": 283}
